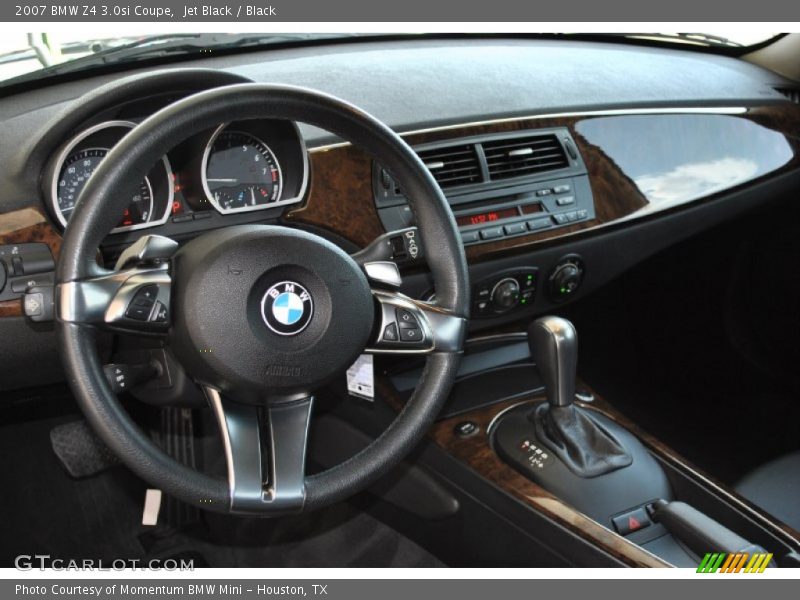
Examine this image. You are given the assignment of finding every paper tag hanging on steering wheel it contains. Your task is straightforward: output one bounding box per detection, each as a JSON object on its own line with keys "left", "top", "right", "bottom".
{"left": 346, "top": 354, "right": 374, "bottom": 401}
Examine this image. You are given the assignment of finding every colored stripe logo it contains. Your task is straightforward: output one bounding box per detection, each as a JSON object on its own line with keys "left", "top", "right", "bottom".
{"left": 697, "top": 552, "right": 772, "bottom": 573}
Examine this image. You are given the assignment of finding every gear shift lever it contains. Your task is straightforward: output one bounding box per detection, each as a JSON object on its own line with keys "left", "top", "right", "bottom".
{"left": 528, "top": 316, "right": 578, "bottom": 408}
{"left": 493, "top": 318, "right": 693, "bottom": 561}
{"left": 527, "top": 316, "right": 632, "bottom": 477}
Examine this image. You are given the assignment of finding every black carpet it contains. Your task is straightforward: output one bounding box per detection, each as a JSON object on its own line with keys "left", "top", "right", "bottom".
{"left": 0, "top": 397, "right": 147, "bottom": 565}
{"left": 0, "top": 393, "right": 443, "bottom": 567}
{"left": 163, "top": 504, "right": 445, "bottom": 567}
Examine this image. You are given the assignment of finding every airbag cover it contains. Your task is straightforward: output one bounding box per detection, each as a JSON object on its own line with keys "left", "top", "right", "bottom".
{"left": 168, "top": 224, "right": 373, "bottom": 399}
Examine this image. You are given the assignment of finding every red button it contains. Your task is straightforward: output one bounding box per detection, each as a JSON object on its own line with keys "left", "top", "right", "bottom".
{"left": 612, "top": 507, "right": 651, "bottom": 536}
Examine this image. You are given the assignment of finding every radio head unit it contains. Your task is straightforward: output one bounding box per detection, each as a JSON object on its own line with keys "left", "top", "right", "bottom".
{"left": 373, "top": 127, "right": 595, "bottom": 245}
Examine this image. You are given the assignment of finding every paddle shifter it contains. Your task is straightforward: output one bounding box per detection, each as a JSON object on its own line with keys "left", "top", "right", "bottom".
{"left": 527, "top": 316, "right": 631, "bottom": 477}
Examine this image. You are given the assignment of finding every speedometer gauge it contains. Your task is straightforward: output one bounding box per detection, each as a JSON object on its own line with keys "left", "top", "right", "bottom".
{"left": 48, "top": 120, "right": 174, "bottom": 234}
{"left": 57, "top": 148, "right": 154, "bottom": 228}
{"left": 202, "top": 130, "right": 283, "bottom": 213}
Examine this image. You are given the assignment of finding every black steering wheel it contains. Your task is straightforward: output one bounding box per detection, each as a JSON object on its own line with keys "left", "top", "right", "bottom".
{"left": 55, "top": 84, "right": 469, "bottom": 516}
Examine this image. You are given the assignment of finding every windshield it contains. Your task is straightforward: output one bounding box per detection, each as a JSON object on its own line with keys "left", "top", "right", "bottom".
{"left": 0, "top": 31, "right": 782, "bottom": 89}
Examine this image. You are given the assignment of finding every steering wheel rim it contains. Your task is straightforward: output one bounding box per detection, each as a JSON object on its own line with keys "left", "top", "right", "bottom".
{"left": 55, "top": 83, "right": 469, "bottom": 515}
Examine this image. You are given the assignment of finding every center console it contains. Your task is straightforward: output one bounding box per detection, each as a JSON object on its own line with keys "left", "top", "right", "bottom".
{"left": 384, "top": 322, "right": 800, "bottom": 568}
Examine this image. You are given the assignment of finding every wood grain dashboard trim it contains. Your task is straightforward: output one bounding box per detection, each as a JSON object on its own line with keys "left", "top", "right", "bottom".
{"left": 0, "top": 207, "right": 61, "bottom": 318}
{"left": 287, "top": 104, "right": 800, "bottom": 262}
{"left": 401, "top": 377, "right": 800, "bottom": 567}
{"left": 400, "top": 389, "right": 666, "bottom": 567}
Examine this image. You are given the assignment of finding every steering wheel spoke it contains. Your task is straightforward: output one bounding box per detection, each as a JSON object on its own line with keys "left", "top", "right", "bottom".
{"left": 206, "top": 388, "right": 313, "bottom": 515}
{"left": 57, "top": 234, "right": 176, "bottom": 334}
{"left": 58, "top": 263, "right": 171, "bottom": 334}
{"left": 367, "top": 289, "right": 467, "bottom": 354}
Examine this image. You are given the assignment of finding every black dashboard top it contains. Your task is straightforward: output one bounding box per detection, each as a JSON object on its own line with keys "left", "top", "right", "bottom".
{"left": 0, "top": 38, "right": 793, "bottom": 137}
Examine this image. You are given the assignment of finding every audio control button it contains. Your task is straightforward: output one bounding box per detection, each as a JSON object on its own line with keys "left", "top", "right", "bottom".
{"left": 528, "top": 217, "right": 552, "bottom": 231}
{"left": 383, "top": 323, "right": 399, "bottom": 342}
{"left": 504, "top": 223, "right": 527, "bottom": 235}
{"left": 480, "top": 227, "right": 504, "bottom": 240}
{"left": 395, "top": 308, "right": 420, "bottom": 329}
{"left": 399, "top": 327, "right": 423, "bottom": 342}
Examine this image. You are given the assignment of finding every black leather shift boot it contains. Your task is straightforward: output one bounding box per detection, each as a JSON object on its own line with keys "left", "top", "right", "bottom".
{"left": 531, "top": 403, "right": 632, "bottom": 477}
{"left": 494, "top": 403, "right": 673, "bottom": 525}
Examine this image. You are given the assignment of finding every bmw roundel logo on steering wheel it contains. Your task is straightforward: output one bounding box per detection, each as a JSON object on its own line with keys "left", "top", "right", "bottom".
{"left": 261, "top": 281, "right": 314, "bottom": 336}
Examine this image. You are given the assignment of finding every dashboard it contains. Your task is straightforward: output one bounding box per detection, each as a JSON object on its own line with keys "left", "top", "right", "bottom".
{"left": 2, "top": 37, "right": 800, "bottom": 390}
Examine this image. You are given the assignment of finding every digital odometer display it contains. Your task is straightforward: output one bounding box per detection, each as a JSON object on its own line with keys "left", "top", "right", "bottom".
{"left": 455, "top": 208, "right": 519, "bottom": 227}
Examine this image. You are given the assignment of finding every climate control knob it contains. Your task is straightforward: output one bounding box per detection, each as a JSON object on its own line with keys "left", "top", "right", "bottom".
{"left": 547, "top": 255, "right": 585, "bottom": 303}
{"left": 491, "top": 277, "right": 521, "bottom": 312}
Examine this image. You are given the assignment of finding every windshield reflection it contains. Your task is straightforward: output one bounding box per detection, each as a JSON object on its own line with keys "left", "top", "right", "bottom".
{"left": 635, "top": 157, "right": 760, "bottom": 203}
{"left": 576, "top": 114, "right": 794, "bottom": 210}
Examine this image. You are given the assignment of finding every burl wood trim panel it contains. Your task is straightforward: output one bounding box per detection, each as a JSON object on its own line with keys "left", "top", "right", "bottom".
{"left": 420, "top": 378, "right": 800, "bottom": 567}
{"left": 427, "top": 394, "right": 669, "bottom": 567}
{"left": 284, "top": 144, "right": 386, "bottom": 248}
{"left": 0, "top": 207, "right": 61, "bottom": 317}
{"left": 288, "top": 105, "right": 800, "bottom": 262}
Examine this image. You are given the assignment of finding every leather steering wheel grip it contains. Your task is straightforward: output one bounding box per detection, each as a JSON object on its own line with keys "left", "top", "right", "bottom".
{"left": 55, "top": 83, "right": 470, "bottom": 513}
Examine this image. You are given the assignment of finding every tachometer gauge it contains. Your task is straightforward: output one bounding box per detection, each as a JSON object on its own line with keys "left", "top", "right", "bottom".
{"left": 56, "top": 148, "right": 154, "bottom": 228}
{"left": 202, "top": 130, "right": 283, "bottom": 213}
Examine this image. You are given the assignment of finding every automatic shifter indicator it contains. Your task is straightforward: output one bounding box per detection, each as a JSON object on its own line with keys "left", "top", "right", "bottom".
{"left": 518, "top": 439, "right": 555, "bottom": 471}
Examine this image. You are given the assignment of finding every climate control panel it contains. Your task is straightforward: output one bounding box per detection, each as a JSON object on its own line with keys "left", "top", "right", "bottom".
{"left": 472, "top": 268, "right": 539, "bottom": 318}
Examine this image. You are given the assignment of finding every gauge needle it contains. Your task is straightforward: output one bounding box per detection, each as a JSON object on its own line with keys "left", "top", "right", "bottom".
{"left": 250, "top": 188, "right": 256, "bottom": 205}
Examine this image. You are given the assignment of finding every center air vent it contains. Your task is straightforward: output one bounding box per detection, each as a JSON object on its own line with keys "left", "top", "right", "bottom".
{"left": 373, "top": 127, "right": 584, "bottom": 214}
{"left": 483, "top": 133, "right": 569, "bottom": 180}
{"left": 416, "top": 144, "right": 482, "bottom": 188}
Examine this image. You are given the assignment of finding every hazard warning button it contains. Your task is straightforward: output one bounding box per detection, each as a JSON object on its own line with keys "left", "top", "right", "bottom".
{"left": 612, "top": 507, "right": 652, "bottom": 536}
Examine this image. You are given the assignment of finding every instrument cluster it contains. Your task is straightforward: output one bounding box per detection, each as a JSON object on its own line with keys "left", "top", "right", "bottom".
{"left": 47, "top": 117, "right": 308, "bottom": 234}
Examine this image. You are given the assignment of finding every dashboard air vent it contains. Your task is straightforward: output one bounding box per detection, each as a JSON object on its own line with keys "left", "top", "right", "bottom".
{"left": 416, "top": 144, "right": 482, "bottom": 188}
{"left": 776, "top": 88, "right": 800, "bottom": 104}
{"left": 483, "top": 134, "right": 569, "bottom": 180}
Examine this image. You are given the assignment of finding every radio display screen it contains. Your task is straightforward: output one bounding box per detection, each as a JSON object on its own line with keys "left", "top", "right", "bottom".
{"left": 456, "top": 208, "right": 519, "bottom": 227}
